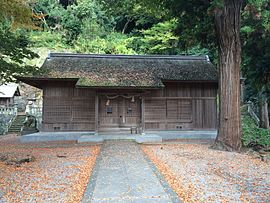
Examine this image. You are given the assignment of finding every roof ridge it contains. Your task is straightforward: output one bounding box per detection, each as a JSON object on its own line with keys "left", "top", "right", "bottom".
{"left": 48, "top": 52, "right": 207, "bottom": 61}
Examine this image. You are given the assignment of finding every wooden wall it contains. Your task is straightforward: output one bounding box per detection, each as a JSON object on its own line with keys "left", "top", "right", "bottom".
{"left": 144, "top": 82, "right": 217, "bottom": 130}
{"left": 41, "top": 81, "right": 217, "bottom": 132}
{"left": 98, "top": 96, "right": 141, "bottom": 130}
{"left": 0, "top": 98, "right": 11, "bottom": 107}
{"left": 42, "top": 83, "right": 95, "bottom": 131}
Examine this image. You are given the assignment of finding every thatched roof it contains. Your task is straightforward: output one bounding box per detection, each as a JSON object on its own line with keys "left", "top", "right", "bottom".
{"left": 20, "top": 53, "right": 218, "bottom": 88}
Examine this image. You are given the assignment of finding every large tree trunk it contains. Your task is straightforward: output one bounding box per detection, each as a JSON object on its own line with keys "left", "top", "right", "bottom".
{"left": 260, "top": 100, "right": 269, "bottom": 129}
{"left": 214, "top": 0, "right": 243, "bottom": 151}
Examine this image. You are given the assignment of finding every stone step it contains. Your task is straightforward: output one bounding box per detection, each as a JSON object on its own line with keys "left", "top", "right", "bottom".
{"left": 98, "top": 127, "right": 141, "bottom": 135}
{"left": 10, "top": 126, "right": 23, "bottom": 129}
{"left": 8, "top": 115, "right": 26, "bottom": 133}
{"left": 13, "top": 120, "right": 25, "bottom": 123}
{"left": 135, "top": 134, "right": 162, "bottom": 144}
{"left": 20, "top": 132, "right": 95, "bottom": 143}
{"left": 9, "top": 127, "right": 22, "bottom": 130}
{"left": 99, "top": 127, "right": 131, "bottom": 131}
{"left": 77, "top": 134, "right": 162, "bottom": 144}
{"left": 77, "top": 136, "right": 104, "bottom": 144}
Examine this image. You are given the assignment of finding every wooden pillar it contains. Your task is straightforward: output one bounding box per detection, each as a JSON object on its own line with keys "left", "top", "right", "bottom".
{"left": 141, "top": 96, "right": 145, "bottom": 134}
{"left": 121, "top": 97, "right": 125, "bottom": 126}
{"left": 95, "top": 95, "right": 99, "bottom": 135}
{"left": 41, "top": 90, "right": 45, "bottom": 131}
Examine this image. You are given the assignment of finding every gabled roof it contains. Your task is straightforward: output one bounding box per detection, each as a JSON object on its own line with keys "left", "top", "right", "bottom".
{"left": 0, "top": 83, "right": 20, "bottom": 98}
{"left": 20, "top": 53, "right": 218, "bottom": 88}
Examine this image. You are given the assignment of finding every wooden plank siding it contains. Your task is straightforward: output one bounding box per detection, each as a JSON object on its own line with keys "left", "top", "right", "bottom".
{"left": 41, "top": 82, "right": 217, "bottom": 132}
{"left": 42, "top": 84, "right": 95, "bottom": 131}
{"left": 98, "top": 96, "right": 141, "bottom": 131}
{"left": 144, "top": 82, "right": 217, "bottom": 130}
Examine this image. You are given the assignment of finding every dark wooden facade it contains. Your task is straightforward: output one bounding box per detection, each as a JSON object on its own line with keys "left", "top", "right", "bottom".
{"left": 41, "top": 81, "right": 217, "bottom": 132}
{"left": 42, "top": 82, "right": 95, "bottom": 131}
{"left": 0, "top": 97, "right": 14, "bottom": 107}
{"left": 18, "top": 53, "right": 218, "bottom": 133}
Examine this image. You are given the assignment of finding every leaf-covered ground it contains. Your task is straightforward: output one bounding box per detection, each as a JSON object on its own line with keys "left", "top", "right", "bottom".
{"left": 141, "top": 143, "right": 270, "bottom": 203}
{"left": 0, "top": 134, "right": 100, "bottom": 203}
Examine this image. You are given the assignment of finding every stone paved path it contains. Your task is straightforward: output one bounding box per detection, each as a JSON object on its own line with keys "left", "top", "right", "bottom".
{"left": 82, "top": 141, "right": 180, "bottom": 203}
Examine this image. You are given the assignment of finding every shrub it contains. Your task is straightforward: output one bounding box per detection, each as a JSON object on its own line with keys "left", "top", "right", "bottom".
{"left": 30, "top": 31, "right": 70, "bottom": 49}
{"left": 241, "top": 106, "right": 270, "bottom": 149}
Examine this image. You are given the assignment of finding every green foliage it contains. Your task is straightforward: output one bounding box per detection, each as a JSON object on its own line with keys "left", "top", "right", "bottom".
{"left": 209, "top": 0, "right": 224, "bottom": 10}
{"left": 0, "top": 1, "right": 39, "bottom": 83}
{"left": 242, "top": 106, "right": 270, "bottom": 148}
{"left": 75, "top": 32, "right": 136, "bottom": 54}
{"left": 29, "top": 0, "right": 217, "bottom": 57}
{"left": 149, "top": 0, "right": 215, "bottom": 51}
{"left": 30, "top": 31, "right": 70, "bottom": 49}
{"left": 0, "top": 0, "right": 32, "bottom": 28}
{"left": 0, "top": 22, "right": 39, "bottom": 83}
{"left": 75, "top": 37, "right": 107, "bottom": 53}
{"left": 241, "top": 0, "right": 270, "bottom": 103}
{"left": 79, "top": 19, "right": 108, "bottom": 42}
{"left": 105, "top": 33, "right": 136, "bottom": 54}
{"left": 65, "top": 0, "right": 114, "bottom": 44}
{"left": 180, "top": 45, "right": 210, "bottom": 56}
{"left": 32, "top": 0, "right": 67, "bottom": 30}
{"left": 102, "top": 0, "right": 164, "bottom": 33}
{"left": 61, "top": 8, "right": 82, "bottom": 44}
{"left": 137, "top": 19, "right": 180, "bottom": 54}
{"left": 32, "top": 0, "right": 115, "bottom": 44}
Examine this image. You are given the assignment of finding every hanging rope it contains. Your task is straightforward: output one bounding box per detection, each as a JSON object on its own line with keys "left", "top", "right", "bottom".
{"left": 106, "top": 95, "right": 119, "bottom": 99}
{"left": 106, "top": 94, "right": 141, "bottom": 100}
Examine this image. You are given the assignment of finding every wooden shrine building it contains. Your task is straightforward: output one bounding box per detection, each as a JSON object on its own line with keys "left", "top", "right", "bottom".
{"left": 18, "top": 53, "right": 218, "bottom": 134}
{"left": 0, "top": 83, "right": 20, "bottom": 107}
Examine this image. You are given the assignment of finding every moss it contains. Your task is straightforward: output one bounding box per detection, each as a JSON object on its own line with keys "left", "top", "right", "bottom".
{"left": 21, "top": 53, "right": 218, "bottom": 87}
{"left": 76, "top": 77, "right": 116, "bottom": 87}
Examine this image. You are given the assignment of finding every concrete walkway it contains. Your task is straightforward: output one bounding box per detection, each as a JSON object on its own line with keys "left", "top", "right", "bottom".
{"left": 82, "top": 141, "right": 180, "bottom": 203}
{"left": 20, "top": 130, "right": 217, "bottom": 143}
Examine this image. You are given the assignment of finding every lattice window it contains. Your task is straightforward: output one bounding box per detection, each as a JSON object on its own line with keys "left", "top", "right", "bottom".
{"left": 178, "top": 100, "right": 192, "bottom": 120}
{"left": 106, "top": 106, "right": 113, "bottom": 114}
{"left": 145, "top": 99, "right": 166, "bottom": 120}
{"left": 44, "top": 98, "right": 71, "bottom": 122}
{"left": 72, "top": 98, "right": 95, "bottom": 121}
{"left": 166, "top": 99, "right": 192, "bottom": 121}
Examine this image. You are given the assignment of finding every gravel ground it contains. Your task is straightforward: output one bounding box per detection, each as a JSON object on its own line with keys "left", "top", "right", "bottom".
{"left": 0, "top": 134, "right": 100, "bottom": 203}
{"left": 141, "top": 143, "right": 270, "bottom": 203}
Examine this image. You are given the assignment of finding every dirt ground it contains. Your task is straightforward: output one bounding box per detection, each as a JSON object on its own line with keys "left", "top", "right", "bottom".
{"left": 142, "top": 143, "right": 270, "bottom": 203}
{"left": 0, "top": 134, "right": 100, "bottom": 203}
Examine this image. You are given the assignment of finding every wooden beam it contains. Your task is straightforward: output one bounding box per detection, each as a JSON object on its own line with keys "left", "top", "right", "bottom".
{"left": 141, "top": 96, "right": 145, "bottom": 134}
{"left": 41, "top": 93, "right": 45, "bottom": 131}
{"left": 145, "top": 119, "right": 193, "bottom": 123}
{"left": 95, "top": 95, "right": 99, "bottom": 135}
{"left": 146, "top": 97, "right": 216, "bottom": 100}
